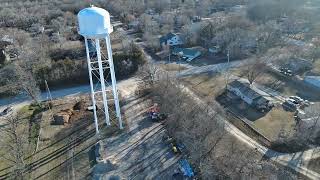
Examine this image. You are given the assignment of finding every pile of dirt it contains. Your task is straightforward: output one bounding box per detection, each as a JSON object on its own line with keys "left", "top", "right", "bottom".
{"left": 51, "top": 99, "right": 93, "bottom": 126}
{"left": 52, "top": 109, "right": 73, "bottom": 125}
{"left": 73, "top": 100, "right": 86, "bottom": 111}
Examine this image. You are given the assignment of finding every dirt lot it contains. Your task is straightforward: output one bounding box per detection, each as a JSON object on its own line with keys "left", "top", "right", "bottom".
{"left": 0, "top": 90, "right": 182, "bottom": 179}
{"left": 92, "top": 94, "right": 182, "bottom": 179}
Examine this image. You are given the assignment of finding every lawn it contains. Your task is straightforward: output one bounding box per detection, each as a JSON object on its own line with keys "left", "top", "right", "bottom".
{"left": 159, "top": 63, "right": 188, "bottom": 72}
{"left": 308, "top": 157, "right": 320, "bottom": 173}
{"left": 0, "top": 104, "right": 43, "bottom": 177}
{"left": 181, "top": 73, "right": 227, "bottom": 99}
{"left": 252, "top": 106, "right": 296, "bottom": 141}
{"left": 312, "top": 59, "right": 320, "bottom": 74}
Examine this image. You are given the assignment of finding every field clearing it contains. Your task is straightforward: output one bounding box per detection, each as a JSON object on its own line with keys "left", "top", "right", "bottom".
{"left": 159, "top": 63, "right": 188, "bottom": 72}
{"left": 312, "top": 59, "right": 320, "bottom": 74}
{"left": 0, "top": 104, "right": 42, "bottom": 178}
{"left": 252, "top": 106, "right": 296, "bottom": 141}
{"left": 27, "top": 95, "right": 119, "bottom": 179}
{"left": 181, "top": 73, "right": 227, "bottom": 98}
{"left": 308, "top": 157, "right": 320, "bottom": 173}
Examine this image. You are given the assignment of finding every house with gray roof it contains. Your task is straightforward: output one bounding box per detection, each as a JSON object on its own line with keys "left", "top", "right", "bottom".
{"left": 304, "top": 76, "right": 320, "bottom": 89}
{"left": 228, "top": 80, "right": 270, "bottom": 110}
{"left": 160, "top": 33, "right": 183, "bottom": 47}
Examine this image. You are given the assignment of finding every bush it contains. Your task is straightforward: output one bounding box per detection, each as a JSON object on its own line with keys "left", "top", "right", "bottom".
{"left": 49, "top": 48, "right": 86, "bottom": 61}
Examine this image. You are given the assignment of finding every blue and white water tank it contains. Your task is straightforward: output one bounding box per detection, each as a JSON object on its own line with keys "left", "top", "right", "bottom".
{"left": 78, "top": 6, "right": 113, "bottom": 38}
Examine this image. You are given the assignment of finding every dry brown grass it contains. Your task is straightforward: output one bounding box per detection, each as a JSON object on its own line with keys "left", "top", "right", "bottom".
{"left": 253, "top": 106, "right": 296, "bottom": 141}
{"left": 159, "top": 64, "right": 188, "bottom": 72}
{"left": 308, "top": 157, "right": 320, "bottom": 173}
{"left": 312, "top": 59, "right": 320, "bottom": 74}
{"left": 181, "top": 73, "right": 227, "bottom": 98}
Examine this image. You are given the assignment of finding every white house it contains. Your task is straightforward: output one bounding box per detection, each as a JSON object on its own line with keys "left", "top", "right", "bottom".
{"left": 160, "top": 33, "right": 183, "bottom": 47}
{"left": 227, "top": 80, "right": 269, "bottom": 109}
{"left": 296, "top": 103, "right": 320, "bottom": 136}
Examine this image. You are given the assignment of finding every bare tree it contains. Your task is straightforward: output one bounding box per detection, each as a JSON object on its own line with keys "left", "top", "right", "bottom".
{"left": 0, "top": 114, "right": 28, "bottom": 179}
{"left": 245, "top": 61, "right": 266, "bottom": 85}
{"left": 138, "top": 63, "right": 159, "bottom": 87}
{"left": 15, "top": 64, "right": 41, "bottom": 105}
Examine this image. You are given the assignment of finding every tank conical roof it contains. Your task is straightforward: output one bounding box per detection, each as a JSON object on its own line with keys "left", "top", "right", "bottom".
{"left": 78, "top": 6, "right": 113, "bottom": 38}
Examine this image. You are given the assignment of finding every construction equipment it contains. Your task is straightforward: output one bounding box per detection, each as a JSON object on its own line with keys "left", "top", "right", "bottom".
{"left": 179, "top": 159, "right": 194, "bottom": 178}
{"left": 148, "top": 103, "right": 167, "bottom": 122}
{"left": 163, "top": 135, "right": 187, "bottom": 155}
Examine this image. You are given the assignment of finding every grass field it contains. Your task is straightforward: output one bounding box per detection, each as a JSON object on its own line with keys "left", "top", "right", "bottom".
{"left": 181, "top": 73, "right": 227, "bottom": 99}
{"left": 0, "top": 104, "right": 43, "bottom": 178}
{"left": 159, "top": 63, "right": 188, "bottom": 72}
{"left": 308, "top": 157, "right": 320, "bottom": 173}
{"left": 252, "top": 106, "right": 296, "bottom": 141}
{"left": 312, "top": 59, "right": 320, "bottom": 74}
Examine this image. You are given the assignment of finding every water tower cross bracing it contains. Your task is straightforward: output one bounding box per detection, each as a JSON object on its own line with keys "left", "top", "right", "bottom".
{"left": 78, "top": 6, "right": 123, "bottom": 134}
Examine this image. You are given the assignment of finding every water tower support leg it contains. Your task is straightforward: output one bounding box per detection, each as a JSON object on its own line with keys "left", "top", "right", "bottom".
{"left": 95, "top": 39, "right": 111, "bottom": 126}
{"left": 85, "top": 38, "right": 99, "bottom": 134}
{"left": 105, "top": 35, "right": 123, "bottom": 129}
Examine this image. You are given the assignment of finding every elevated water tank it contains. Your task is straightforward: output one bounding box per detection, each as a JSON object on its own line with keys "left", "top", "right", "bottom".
{"left": 78, "top": 6, "right": 113, "bottom": 38}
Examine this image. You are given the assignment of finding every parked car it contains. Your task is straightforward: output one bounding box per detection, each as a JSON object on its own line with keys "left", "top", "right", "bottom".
{"left": 0, "top": 106, "right": 13, "bottom": 116}
{"left": 280, "top": 67, "right": 293, "bottom": 76}
{"left": 287, "top": 98, "right": 299, "bottom": 105}
{"left": 289, "top": 96, "right": 304, "bottom": 104}
{"left": 283, "top": 101, "right": 297, "bottom": 111}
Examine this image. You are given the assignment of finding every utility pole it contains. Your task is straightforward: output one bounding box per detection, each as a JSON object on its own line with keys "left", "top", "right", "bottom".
{"left": 225, "top": 49, "right": 230, "bottom": 88}
{"left": 168, "top": 45, "right": 171, "bottom": 63}
{"left": 33, "top": 80, "right": 53, "bottom": 153}
{"left": 45, "top": 80, "right": 53, "bottom": 102}
{"left": 178, "top": 51, "right": 183, "bottom": 75}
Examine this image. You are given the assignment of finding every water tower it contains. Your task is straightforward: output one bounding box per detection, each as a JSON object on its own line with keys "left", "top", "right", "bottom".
{"left": 78, "top": 6, "right": 123, "bottom": 134}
